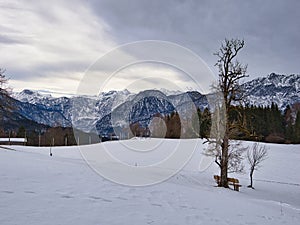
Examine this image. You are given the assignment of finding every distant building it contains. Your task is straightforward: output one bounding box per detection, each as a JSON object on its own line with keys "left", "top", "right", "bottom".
{"left": 0, "top": 138, "right": 27, "bottom": 145}
{"left": 100, "top": 133, "right": 119, "bottom": 142}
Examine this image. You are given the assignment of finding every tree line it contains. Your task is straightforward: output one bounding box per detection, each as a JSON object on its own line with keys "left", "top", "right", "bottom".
{"left": 0, "top": 126, "right": 102, "bottom": 146}
{"left": 106, "top": 101, "right": 300, "bottom": 143}
{"left": 193, "top": 103, "right": 300, "bottom": 144}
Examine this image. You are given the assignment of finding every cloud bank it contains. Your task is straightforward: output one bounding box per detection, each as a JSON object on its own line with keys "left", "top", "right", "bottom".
{"left": 0, "top": 0, "right": 299, "bottom": 96}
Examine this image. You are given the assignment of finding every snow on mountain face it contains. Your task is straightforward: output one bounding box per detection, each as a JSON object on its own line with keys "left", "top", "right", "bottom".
{"left": 96, "top": 90, "right": 177, "bottom": 135}
{"left": 129, "top": 96, "right": 175, "bottom": 124}
{"left": 11, "top": 73, "right": 300, "bottom": 132}
{"left": 72, "top": 90, "right": 133, "bottom": 132}
{"left": 12, "top": 89, "right": 134, "bottom": 132}
{"left": 12, "top": 89, "right": 54, "bottom": 105}
{"left": 95, "top": 90, "right": 209, "bottom": 135}
{"left": 157, "top": 88, "right": 182, "bottom": 96}
{"left": 242, "top": 73, "right": 300, "bottom": 110}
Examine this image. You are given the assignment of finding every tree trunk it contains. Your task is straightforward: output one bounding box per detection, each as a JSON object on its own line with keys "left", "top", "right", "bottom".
{"left": 220, "top": 135, "right": 229, "bottom": 187}
{"left": 249, "top": 168, "right": 254, "bottom": 188}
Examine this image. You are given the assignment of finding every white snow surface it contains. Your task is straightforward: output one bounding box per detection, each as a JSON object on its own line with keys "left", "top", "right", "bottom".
{"left": 0, "top": 139, "right": 299, "bottom": 225}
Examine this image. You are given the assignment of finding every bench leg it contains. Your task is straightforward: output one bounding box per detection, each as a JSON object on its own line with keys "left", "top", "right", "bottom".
{"left": 233, "top": 185, "right": 239, "bottom": 191}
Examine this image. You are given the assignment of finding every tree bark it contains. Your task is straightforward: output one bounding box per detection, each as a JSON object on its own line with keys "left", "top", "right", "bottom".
{"left": 249, "top": 168, "right": 254, "bottom": 188}
{"left": 208, "top": 38, "right": 247, "bottom": 189}
{"left": 220, "top": 135, "right": 229, "bottom": 187}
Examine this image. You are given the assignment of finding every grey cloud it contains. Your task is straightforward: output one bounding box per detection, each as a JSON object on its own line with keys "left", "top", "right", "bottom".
{"left": 1, "top": 0, "right": 299, "bottom": 95}
{"left": 0, "top": 34, "right": 26, "bottom": 45}
{"left": 86, "top": 0, "right": 300, "bottom": 78}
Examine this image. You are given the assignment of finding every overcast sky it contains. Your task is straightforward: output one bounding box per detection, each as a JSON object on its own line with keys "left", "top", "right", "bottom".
{"left": 0, "top": 0, "right": 299, "bottom": 96}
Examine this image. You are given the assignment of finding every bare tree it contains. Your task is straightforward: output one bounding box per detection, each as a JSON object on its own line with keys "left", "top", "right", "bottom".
{"left": 0, "top": 68, "right": 11, "bottom": 110}
{"left": 247, "top": 142, "right": 268, "bottom": 188}
{"left": 206, "top": 136, "right": 248, "bottom": 175}
{"left": 0, "top": 68, "right": 9, "bottom": 96}
{"left": 0, "top": 68, "right": 13, "bottom": 131}
{"left": 205, "top": 38, "right": 248, "bottom": 187}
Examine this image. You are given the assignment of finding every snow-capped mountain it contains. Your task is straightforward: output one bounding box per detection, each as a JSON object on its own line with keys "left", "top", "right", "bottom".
{"left": 8, "top": 73, "right": 300, "bottom": 134}
{"left": 156, "top": 88, "right": 182, "bottom": 96}
{"left": 11, "top": 89, "right": 135, "bottom": 133}
{"left": 96, "top": 90, "right": 178, "bottom": 134}
{"left": 71, "top": 90, "right": 134, "bottom": 132}
{"left": 12, "top": 89, "right": 54, "bottom": 105}
{"left": 242, "top": 73, "right": 300, "bottom": 110}
{"left": 11, "top": 88, "right": 207, "bottom": 134}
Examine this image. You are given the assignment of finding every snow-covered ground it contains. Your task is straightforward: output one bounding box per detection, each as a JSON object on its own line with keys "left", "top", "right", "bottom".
{"left": 0, "top": 139, "right": 299, "bottom": 225}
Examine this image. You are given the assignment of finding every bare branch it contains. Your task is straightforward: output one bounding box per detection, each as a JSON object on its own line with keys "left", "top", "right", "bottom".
{"left": 247, "top": 142, "right": 268, "bottom": 188}
{"left": 205, "top": 38, "right": 248, "bottom": 188}
{"left": 247, "top": 143, "right": 268, "bottom": 169}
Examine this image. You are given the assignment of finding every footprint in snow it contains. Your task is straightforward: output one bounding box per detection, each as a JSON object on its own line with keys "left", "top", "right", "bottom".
{"left": 61, "top": 195, "right": 74, "bottom": 199}
{"left": 151, "top": 203, "right": 162, "bottom": 207}
{"left": 2, "top": 190, "right": 14, "bottom": 194}
{"left": 116, "top": 196, "right": 128, "bottom": 201}
{"left": 89, "top": 196, "right": 112, "bottom": 202}
{"left": 99, "top": 197, "right": 112, "bottom": 203}
{"left": 89, "top": 196, "right": 102, "bottom": 200}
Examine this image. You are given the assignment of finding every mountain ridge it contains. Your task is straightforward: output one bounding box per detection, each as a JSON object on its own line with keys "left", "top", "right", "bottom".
{"left": 4, "top": 73, "right": 300, "bottom": 134}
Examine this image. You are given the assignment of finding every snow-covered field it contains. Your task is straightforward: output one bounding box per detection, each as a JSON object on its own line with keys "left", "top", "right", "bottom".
{"left": 0, "top": 139, "right": 299, "bottom": 225}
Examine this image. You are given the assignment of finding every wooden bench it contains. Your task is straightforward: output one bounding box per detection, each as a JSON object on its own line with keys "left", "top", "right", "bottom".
{"left": 213, "top": 175, "right": 242, "bottom": 191}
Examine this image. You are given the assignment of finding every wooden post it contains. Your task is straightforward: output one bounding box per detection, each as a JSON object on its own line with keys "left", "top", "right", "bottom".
{"left": 24, "top": 131, "right": 27, "bottom": 146}
{"left": 8, "top": 130, "right": 11, "bottom": 145}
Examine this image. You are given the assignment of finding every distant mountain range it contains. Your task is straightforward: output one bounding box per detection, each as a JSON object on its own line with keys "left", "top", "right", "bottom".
{"left": 242, "top": 73, "right": 300, "bottom": 109}
{"left": 2, "top": 73, "right": 299, "bottom": 134}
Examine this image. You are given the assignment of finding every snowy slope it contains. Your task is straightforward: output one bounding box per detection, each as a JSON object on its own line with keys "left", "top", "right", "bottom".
{"left": 242, "top": 73, "right": 300, "bottom": 110}
{"left": 11, "top": 89, "right": 134, "bottom": 132}
{"left": 12, "top": 89, "right": 54, "bottom": 105}
{"left": 0, "top": 140, "right": 299, "bottom": 225}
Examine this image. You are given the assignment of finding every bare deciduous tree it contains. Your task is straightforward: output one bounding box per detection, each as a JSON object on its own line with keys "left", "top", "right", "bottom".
{"left": 0, "top": 68, "right": 9, "bottom": 96}
{"left": 206, "top": 138, "right": 248, "bottom": 175}
{"left": 205, "top": 38, "right": 248, "bottom": 188}
{"left": 247, "top": 142, "right": 268, "bottom": 188}
{"left": 0, "top": 68, "right": 11, "bottom": 110}
{"left": 0, "top": 68, "right": 13, "bottom": 130}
